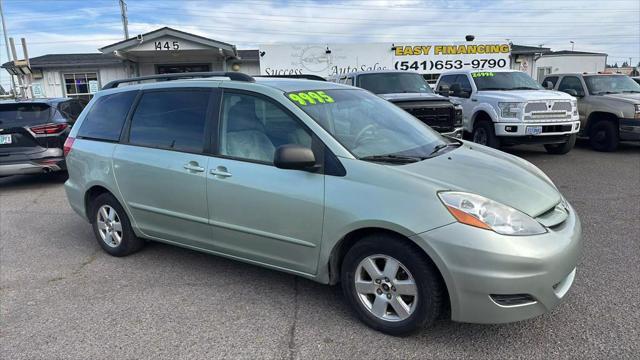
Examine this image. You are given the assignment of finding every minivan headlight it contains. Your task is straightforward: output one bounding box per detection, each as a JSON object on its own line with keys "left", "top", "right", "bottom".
{"left": 498, "top": 102, "right": 524, "bottom": 119}
{"left": 438, "top": 191, "right": 547, "bottom": 236}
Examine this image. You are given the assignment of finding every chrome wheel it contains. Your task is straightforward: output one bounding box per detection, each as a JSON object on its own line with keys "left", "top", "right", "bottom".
{"left": 473, "top": 128, "right": 488, "bottom": 145}
{"left": 354, "top": 254, "right": 418, "bottom": 322}
{"left": 96, "top": 205, "right": 123, "bottom": 248}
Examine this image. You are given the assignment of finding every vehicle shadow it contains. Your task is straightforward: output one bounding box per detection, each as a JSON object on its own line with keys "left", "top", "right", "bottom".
{"left": 501, "top": 139, "right": 640, "bottom": 159}
{"left": 0, "top": 171, "right": 68, "bottom": 190}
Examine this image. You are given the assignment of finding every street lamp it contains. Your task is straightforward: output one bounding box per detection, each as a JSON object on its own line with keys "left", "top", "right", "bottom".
{"left": 570, "top": 41, "right": 575, "bottom": 51}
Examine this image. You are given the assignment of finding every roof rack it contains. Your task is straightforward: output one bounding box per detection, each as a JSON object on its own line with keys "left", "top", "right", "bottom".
{"left": 102, "top": 72, "right": 255, "bottom": 89}
{"left": 258, "top": 74, "right": 326, "bottom": 81}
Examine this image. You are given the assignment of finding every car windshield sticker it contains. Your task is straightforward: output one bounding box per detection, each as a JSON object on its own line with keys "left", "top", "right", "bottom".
{"left": 471, "top": 72, "right": 495, "bottom": 78}
{"left": 288, "top": 91, "right": 335, "bottom": 106}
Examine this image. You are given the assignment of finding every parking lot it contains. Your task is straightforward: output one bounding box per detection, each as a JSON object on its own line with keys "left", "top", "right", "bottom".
{"left": 1, "top": 141, "right": 638, "bottom": 359}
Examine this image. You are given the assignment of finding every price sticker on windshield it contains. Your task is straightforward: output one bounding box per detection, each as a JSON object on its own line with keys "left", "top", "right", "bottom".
{"left": 288, "top": 91, "right": 334, "bottom": 106}
{"left": 471, "top": 72, "right": 495, "bottom": 78}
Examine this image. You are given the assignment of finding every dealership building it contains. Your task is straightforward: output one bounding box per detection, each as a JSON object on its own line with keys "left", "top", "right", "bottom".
{"left": 2, "top": 27, "right": 608, "bottom": 100}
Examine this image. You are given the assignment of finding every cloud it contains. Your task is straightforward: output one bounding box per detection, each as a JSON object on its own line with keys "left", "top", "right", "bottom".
{"left": 1, "top": 0, "right": 639, "bottom": 87}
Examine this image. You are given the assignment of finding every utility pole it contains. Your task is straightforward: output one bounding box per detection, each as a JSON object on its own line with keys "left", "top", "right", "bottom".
{"left": 8, "top": 37, "right": 23, "bottom": 98}
{"left": 0, "top": 0, "right": 17, "bottom": 97}
{"left": 119, "top": 0, "right": 129, "bottom": 40}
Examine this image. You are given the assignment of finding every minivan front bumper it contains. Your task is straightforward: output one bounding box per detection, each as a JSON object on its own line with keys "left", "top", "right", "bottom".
{"left": 411, "top": 202, "right": 581, "bottom": 324}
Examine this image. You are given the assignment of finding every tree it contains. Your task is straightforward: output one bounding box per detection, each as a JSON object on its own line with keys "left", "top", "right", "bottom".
{"left": 621, "top": 61, "right": 629, "bottom": 67}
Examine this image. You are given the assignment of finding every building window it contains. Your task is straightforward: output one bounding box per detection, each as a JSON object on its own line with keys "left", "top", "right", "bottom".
{"left": 64, "top": 72, "right": 98, "bottom": 101}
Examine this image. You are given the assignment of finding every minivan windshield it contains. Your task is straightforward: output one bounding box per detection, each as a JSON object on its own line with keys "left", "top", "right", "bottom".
{"left": 0, "top": 103, "right": 51, "bottom": 127}
{"left": 472, "top": 72, "right": 542, "bottom": 91}
{"left": 287, "top": 89, "right": 450, "bottom": 162}
{"left": 584, "top": 75, "right": 640, "bottom": 94}
{"left": 358, "top": 73, "right": 434, "bottom": 94}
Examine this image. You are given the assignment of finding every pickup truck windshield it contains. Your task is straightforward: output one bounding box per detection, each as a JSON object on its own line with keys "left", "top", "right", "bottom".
{"left": 358, "top": 73, "right": 433, "bottom": 94}
{"left": 473, "top": 72, "right": 542, "bottom": 91}
{"left": 287, "top": 89, "right": 448, "bottom": 161}
{"left": 584, "top": 75, "right": 640, "bottom": 94}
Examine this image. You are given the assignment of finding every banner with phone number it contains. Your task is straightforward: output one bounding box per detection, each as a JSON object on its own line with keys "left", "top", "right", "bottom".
{"left": 259, "top": 42, "right": 511, "bottom": 76}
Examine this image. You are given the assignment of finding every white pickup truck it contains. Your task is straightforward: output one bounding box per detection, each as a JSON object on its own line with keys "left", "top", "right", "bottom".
{"left": 435, "top": 70, "right": 581, "bottom": 154}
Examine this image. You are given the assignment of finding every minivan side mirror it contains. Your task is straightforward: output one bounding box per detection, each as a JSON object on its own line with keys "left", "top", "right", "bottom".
{"left": 437, "top": 84, "right": 450, "bottom": 97}
{"left": 543, "top": 81, "right": 554, "bottom": 90}
{"left": 274, "top": 144, "right": 317, "bottom": 170}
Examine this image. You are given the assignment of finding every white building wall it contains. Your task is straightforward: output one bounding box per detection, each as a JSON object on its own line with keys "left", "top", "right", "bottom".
{"left": 535, "top": 55, "right": 606, "bottom": 75}
{"left": 235, "top": 61, "right": 260, "bottom": 75}
{"left": 31, "top": 64, "right": 127, "bottom": 98}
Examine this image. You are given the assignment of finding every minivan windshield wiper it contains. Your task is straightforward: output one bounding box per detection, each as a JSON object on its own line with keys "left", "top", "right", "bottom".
{"left": 427, "top": 141, "right": 460, "bottom": 156}
{"left": 359, "top": 154, "right": 424, "bottom": 164}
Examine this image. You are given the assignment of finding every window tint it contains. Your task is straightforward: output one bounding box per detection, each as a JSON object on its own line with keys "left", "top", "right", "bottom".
{"left": 558, "top": 76, "right": 584, "bottom": 95}
{"left": 58, "top": 100, "right": 86, "bottom": 122}
{"left": 0, "top": 103, "right": 51, "bottom": 127}
{"left": 455, "top": 75, "right": 472, "bottom": 92}
{"left": 437, "top": 75, "right": 456, "bottom": 92}
{"left": 128, "top": 90, "right": 210, "bottom": 153}
{"left": 78, "top": 91, "right": 137, "bottom": 141}
{"left": 543, "top": 76, "right": 559, "bottom": 87}
{"left": 220, "top": 92, "right": 311, "bottom": 163}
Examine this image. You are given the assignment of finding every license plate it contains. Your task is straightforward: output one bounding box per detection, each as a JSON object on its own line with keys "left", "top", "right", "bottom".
{"left": 525, "top": 126, "right": 543, "bottom": 135}
{"left": 0, "top": 134, "right": 12, "bottom": 145}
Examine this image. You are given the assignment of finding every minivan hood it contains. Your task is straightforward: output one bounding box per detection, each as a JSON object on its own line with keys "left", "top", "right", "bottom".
{"left": 478, "top": 90, "right": 573, "bottom": 102}
{"left": 393, "top": 143, "right": 561, "bottom": 217}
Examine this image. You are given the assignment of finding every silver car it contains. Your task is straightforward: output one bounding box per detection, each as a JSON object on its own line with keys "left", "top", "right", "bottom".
{"left": 64, "top": 72, "right": 581, "bottom": 335}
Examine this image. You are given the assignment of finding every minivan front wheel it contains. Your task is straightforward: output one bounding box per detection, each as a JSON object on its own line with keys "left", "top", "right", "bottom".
{"left": 341, "top": 235, "right": 445, "bottom": 336}
{"left": 90, "top": 193, "right": 144, "bottom": 256}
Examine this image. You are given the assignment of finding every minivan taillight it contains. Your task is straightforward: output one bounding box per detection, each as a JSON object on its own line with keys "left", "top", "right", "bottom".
{"left": 63, "top": 137, "right": 75, "bottom": 157}
{"left": 29, "top": 123, "right": 68, "bottom": 135}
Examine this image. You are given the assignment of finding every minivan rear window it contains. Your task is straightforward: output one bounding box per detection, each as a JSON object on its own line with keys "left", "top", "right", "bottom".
{"left": 77, "top": 91, "right": 137, "bottom": 141}
{"left": 0, "top": 103, "right": 51, "bottom": 127}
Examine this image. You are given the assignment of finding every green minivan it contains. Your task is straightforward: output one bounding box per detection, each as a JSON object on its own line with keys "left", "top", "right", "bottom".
{"left": 64, "top": 72, "right": 581, "bottom": 335}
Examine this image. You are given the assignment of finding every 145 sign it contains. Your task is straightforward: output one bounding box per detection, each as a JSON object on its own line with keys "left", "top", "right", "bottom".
{"left": 154, "top": 41, "right": 180, "bottom": 51}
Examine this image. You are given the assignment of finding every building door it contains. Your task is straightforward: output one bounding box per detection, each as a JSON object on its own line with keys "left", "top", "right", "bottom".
{"left": 156, "top": 64, "right": 211, "bottom": 74}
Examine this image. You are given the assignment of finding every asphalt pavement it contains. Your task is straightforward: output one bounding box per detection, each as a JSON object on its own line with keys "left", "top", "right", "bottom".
{"left": 1, "top": 141, "right": 639, "bottom": 359}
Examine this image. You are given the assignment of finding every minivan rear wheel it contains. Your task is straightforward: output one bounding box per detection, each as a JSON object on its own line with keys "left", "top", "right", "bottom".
{"left": 341, "top": 234, "right": 445, "bottom": 336}
{"left": 90, "top": 193, "right": 144, "bottom": 257}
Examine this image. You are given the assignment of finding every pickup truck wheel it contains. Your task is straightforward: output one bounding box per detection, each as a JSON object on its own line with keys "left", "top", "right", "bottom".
{"left": 472, "top": 120, "right": 500, "bottom": 148}
{"left": 90, "top": 193, "right": 144, "bottom": 257}
{"left": 341, "top": 235, "right": 444, "bottom": 336}
{"left": 589, "top": 121, "right": 619, "bottom": 152}
{"left": 544, "top": 134, "right": 576, "bottom": 155}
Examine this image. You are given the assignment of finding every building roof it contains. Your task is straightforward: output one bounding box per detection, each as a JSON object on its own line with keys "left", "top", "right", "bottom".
{"left": 2, "top": 53, "right": 121, "bottom": 69}
{"left": 510, "top": 44, "right": 551, "bottom": 55}
{"left": 99, "top": 27, "right": 237, "bottom": 57}
{"left": 544, "top": 50, "right": 607, "bottom": 56}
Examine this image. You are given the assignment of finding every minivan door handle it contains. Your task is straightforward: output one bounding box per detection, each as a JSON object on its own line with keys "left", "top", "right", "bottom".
{"left": 210, "top": 166, "right": 232, "bottom": 178}
{"left": 184, "top": 162, "right": 205, "bottom": 172}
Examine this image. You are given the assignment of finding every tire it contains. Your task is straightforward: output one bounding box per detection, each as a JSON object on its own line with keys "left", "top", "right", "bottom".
{"left": 472, "top": 120, "right": 500, "bottom": 148}
{"left": 544, "top": 134, "right": 576, "bottom": 155}
{"left": 90, "top": 193, "right": 144, "bottom": 257}
{"left": 589, "top": 120, "right": 619, "bottom": 152}
{"left": 341, "top": 234, "right": 445, "bottom": 336}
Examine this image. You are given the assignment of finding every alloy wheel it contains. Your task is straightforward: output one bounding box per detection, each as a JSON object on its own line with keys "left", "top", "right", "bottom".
{"left": 473, "top": 128, "right": 488, "bottom": 145}
{"left": 96, "top": 205, "right": 123, "bottom": 248}
{"left": 354, "top": 254, "right": 418, "bottom": 322}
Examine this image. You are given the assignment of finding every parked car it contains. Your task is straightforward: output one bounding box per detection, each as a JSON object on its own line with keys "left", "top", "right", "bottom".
{"left": 328, "top": 70, "right": 463, "bottom": 138}
{"left": 65, "top": 72, "right": 581, "bottom": 336}
{"left": 435, "top": 70, "right": 580, "bottom": 154}
{"left": 542, "top": 73, "right": 640, "bottom": 151}
{"left": 0, "top": 98, "right": 87, "bottom": 177}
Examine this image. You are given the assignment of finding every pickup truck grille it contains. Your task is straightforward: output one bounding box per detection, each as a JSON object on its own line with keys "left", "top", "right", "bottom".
{"left": 524, "top": 100, "right": 573, "bottom": 122}
{"left": 394, "top": 102, "right": 456, "bottom": 133}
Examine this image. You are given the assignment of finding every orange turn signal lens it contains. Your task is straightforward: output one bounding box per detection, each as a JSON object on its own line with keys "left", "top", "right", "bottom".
{"left": 445, "top": 205, "right": 492, "bottom": 230}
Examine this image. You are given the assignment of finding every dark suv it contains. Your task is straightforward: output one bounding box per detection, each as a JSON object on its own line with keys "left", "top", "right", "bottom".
{"left": 0, "top": 98, "right": 87, "bottom": 176}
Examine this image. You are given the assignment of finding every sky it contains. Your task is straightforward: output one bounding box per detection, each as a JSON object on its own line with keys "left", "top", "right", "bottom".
{"left": 1, "top": 0, "right": 639, "bottom": 89}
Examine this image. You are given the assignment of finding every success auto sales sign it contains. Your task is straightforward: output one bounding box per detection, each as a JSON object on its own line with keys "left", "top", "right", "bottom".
{"left": 259, "top": 42, "right": 510, "bottom": 77}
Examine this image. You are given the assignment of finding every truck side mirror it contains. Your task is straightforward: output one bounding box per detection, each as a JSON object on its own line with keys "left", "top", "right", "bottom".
{"left": 438, "top": 84, "right": 450, "bottom": 97}
{"left": 543, "top": 81, "right": 554, "bottom": 90}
